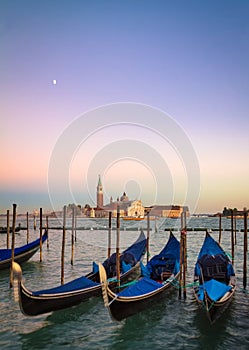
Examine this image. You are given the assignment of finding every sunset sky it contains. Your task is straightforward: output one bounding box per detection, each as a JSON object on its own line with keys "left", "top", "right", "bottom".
{"left": 1, "top": 0, "right": 249, "bottom": 214}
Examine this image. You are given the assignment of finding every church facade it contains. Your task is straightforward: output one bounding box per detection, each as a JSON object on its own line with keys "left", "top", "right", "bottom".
{"left": 86, "top": 175, "right": 145, "bottom": 218}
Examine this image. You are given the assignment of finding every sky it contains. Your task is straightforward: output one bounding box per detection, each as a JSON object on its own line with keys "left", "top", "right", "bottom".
{"left": 1, "top": 0, "right": 249, "bottom": 214}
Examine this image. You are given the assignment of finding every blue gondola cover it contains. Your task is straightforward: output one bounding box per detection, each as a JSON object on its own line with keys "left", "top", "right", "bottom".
{"left": 118, "top": 278, "right": 162, "bottom": 297}
{"left": 198, "top": 279, "right": 232, "bottom": 302}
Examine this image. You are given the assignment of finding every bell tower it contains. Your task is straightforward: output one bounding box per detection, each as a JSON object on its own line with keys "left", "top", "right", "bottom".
{"left": 97, "top": 175, "right": 103, "bottom": 208}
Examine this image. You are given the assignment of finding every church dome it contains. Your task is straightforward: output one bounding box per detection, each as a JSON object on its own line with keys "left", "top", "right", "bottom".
{"left": 120, "top": 192, "right": 129, "bottom": 202}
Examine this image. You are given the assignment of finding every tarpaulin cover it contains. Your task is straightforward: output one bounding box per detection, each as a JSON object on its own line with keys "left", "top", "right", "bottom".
{"left": 196, "top": 234, "right": 225, "bottom": 261}
{"left": 194, "top": 233, "right": 235, "bottom": 279}
{"left": 147, "top": 233, "right": 180, "bottom": 279}
{"left": 118, "top": 277, "right": 162, "bottom": 297}
{"left": 117, "top": 233, "right": 180, "bottom": 297}
{"left": 197, "top": 278, "right": 232, "bottom": 302}
{"left": 32, "top": 276, "right": 100, "bottom": 295}
{"left": 102, "top": 231, "right": 146, "bottom": 277}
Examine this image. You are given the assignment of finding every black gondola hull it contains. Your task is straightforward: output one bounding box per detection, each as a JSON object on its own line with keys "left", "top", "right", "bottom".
{"left": 14, "top": 231, "right": 146, "bottom": 316}
{"left": 0, "top": 231, "right": 48, "bottom": 270}
{"left": 100, "top": 232, "right": 181, "bottom": 321}
{"left": 0, "top": 248, "right": 40, "bottom": 270}
{"left": 108, "top": 280, "right": 177, "bottom": 321}
{"left": 0, "top": 226, "right": 22, "bottom": 234}
{"left": 19, "top": 283, "right": 102, "bottom": 316}
{"left": 17, "top": 262, "right": 141, "bottom": 316}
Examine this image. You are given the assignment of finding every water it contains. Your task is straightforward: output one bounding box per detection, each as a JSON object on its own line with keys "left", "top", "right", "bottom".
{"left": 0, "top": 216, "right": 249, "bottom": 349}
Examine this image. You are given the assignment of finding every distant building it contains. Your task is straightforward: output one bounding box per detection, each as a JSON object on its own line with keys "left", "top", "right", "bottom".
{"left": 221, "top": 207, "right": 248, "bottom": 217}
{"left": 66, "top": 203, "right": 82, "bottom": 216}
{"left": 94, "top": 192, "right": 145, "bottom": 218}
{"left": 103, "top": 193, "right": 144, "bottom": 218}
{"left": 149, "top": 205, "right": 189, "bottom": 218}
{"left": 86, "top": 175, "right": 189, "bottom": 219}
{"left": 87, "top": 176, "right": 145, "bottom": 218}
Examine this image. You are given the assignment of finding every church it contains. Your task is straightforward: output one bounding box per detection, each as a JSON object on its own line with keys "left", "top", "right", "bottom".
{"left": 84, "top": 175, "right": 189, "bottom": 218}
{"left": 87, "top": 175, "right": 145, "bottom": 218}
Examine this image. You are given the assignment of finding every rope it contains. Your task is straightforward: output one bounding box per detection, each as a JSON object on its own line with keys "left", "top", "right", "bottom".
{"left": 208, "top": 301, "right": 215, "bottom": 311}
{"left": 225, "top": 251, "right": 232, "bottom": 259}
{"left": 116, "top": 280, "right": 137, "bottom": 289}
{"left": 202, "top": 299, "right": 215, "bottom": 311}
{"left": 165, "top": 278, "right": 199, "bottom": 289}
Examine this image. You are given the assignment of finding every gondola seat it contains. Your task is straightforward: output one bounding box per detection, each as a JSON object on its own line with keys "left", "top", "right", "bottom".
{"left": 148, "top": 257, "right": 176, "bottom": 281}
{"left": 198, "top": 254, "right": 229, "bottom": 284}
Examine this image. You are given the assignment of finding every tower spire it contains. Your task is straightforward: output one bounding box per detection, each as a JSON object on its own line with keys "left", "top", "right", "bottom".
{"left": 98, "top": 174, "right": 102, "bottom": 187}
{"left": 97, "top": 175, "right": 103, "bottom": 208}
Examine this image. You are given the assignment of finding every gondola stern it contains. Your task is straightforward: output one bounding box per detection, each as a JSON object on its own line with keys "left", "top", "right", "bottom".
{"left": 98, "top": 263, "right": 110, "bottom": 308}
{"left": 98, "top": 263, "right": 121, "bottom": 322}
{"left": 12, "top": 262, "right": 22, "bottom": 303}
{"left": 12, "top": 261, "right": 22, "bottom": 278}
{"left": 12, "top": 262, "right": 32, "bottom": 316}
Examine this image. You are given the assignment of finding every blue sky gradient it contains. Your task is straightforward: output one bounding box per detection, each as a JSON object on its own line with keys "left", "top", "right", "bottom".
{"left": 1, "top": 0, "right": 249, "bottom": 213}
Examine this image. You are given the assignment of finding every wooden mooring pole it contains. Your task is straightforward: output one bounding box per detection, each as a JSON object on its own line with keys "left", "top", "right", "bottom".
{"left": 10, "top": 203, "right": 17, "bottom": 288}
{"left": 34, "top": 214, "right": 36, "bottom": 230}
{"left": 26, "top": 212, "right": 29, "bottom": 244}
{"left": 231, "top": 210, "right": 234, "bottom": 266}
{"left": 116, "top": 206, "right": 120, "bottom": 287}
{"left": 71, "top": 207, "right": 75, "bottom": 266}
{"left": 218, "top": 213, "right": 222, "bottom": 244}
{"left": 46, "top": 215, "right": 49, "bottom": 248}
{"left": 182, "top": 212, "right": 187, "bottom": 299}
{"left": 147, "top": 213, "right": 150, "bottom": 263}
{"left": 179, "top": 212, "right": 187, "bottom": 299}
{"left": 6, "top": 209, "right": 10, "bottom": 249}
{"left": 183, "top": 231, "right": 187, "bottom": 299}
{"left": 61, "top": 206, "right": 66, "bottom": 285}
{"left": 39, "top": 208, "right": 43, "bottom": 262}
{"left": 234, "top": 213, "right": 237, "bottom": 245}
{"left": 243, "top": 210, "right": 248, "bottom": 290}
{"left": 179, "top": 230, "right": 183, "bottom": 299}
{"left": 74, "top": 215, "right": 77, "bottom": 242}
{"left": 108, "top": 212, "right": 112, "bottom": 258}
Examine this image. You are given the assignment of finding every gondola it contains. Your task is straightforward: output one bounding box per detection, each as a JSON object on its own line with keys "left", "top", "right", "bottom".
{"left": 193, "top": 231, "right": 236, "bottom": 324}
{"left": 0, "top": 230, "right": 48, "bottom": 270}
{"left": 99, "top": 232, "right": 180, "bottom": 321}
{"left": 0, "top": 225, "right": 22, "bottom": 234}
{"left": 13, "top": 231, "right": 146, "bottom": 316}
